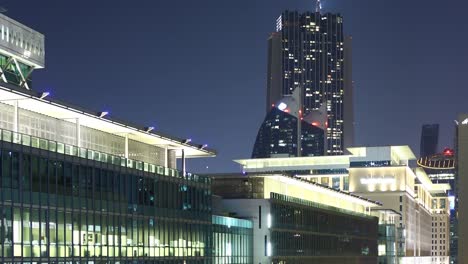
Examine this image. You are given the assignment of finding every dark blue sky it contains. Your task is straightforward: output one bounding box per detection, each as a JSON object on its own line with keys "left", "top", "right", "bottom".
{"left": 7, "top": 0, "right": 468, "bottom": 173}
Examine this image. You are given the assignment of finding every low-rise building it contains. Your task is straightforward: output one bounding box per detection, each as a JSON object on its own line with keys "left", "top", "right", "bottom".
{"left": 212, "top": 173, "right": 381, "bottom": 264}
{"left": 235, "top": 146, "right": 451, "bottom": 263}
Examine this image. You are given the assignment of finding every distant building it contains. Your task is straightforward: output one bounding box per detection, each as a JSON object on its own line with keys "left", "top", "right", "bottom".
{"left": 420, "top": 124, "right": 439, "bottom": 157}
{"left": 251, "top": 107, "right": 324, "bottom": 158}
{"left": 265, "top": 8, "right": 353, "bottom": 155}
{"left": 253, "top": 86, "right": 325, "bottom": 158}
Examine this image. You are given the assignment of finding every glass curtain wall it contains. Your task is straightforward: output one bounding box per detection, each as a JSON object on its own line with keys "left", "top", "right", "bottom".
{"left": 0, "top": 145, "right": 212, "bottom": 264}
{"left": 212, "top": 216, "right": 253, "bottom": 264}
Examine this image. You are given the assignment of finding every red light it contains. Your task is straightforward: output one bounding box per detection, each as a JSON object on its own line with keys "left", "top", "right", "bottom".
{"left": 284, "top": 109, "right": 290, "bottom": 113}
{"left": 312, "top": 122, "right": 320, "bottom": 127}
{"left": 443, "top": 148, "right": 454, "bottom": 156}
{"left": 271, "top": 104, "right": 275, "bottom": 108}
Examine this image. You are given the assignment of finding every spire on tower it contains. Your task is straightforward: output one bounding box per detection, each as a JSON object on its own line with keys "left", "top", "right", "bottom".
{"left": 316, "top": 0, "right": 322, "bottom": 13}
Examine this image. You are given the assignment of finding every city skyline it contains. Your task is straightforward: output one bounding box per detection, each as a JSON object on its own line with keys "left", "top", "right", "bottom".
{"left": 5, "top": 0, "right": 467, "bottom": 172}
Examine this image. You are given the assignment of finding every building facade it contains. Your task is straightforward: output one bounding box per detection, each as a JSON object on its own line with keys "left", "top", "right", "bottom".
{"left": 266, "top": 9, "right": 353, "bottom": 155}
{"left": 212, "top": 215, "right": 253, "bottom": 264}
{"left": 0, "top": 13, "right": 265, "bottom": 264}
{"left": 212, "top": 174, "right": 380, "bottom": 264}
{"left": 420, "top": 124, "right": 439, "bottom": 158}
{"left": 456, "top": 114, "right": 468, "bottom": 264}
{"left": 417, "top": 149, "right": 457, "bottom": 263}
{"left": 236, "top": 146, "right": 452, "bottom": 263}
{"left": 251, "top": 107, "right": 324, "bottom": 158}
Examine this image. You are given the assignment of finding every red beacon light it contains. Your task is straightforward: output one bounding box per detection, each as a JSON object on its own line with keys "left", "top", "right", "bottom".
{"left": 443, "top": 148, "right": 454, "bottom": 156}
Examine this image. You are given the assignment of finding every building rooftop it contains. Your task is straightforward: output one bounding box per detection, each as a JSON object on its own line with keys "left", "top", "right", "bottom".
{"left": 0, "top": 82, "right": 216, "bottom": 158}
{"left": 211, "top": 173, "right": 382, "bottom": 207}
{"left": 0, "top": 13, "right": 45, "bottom": 69}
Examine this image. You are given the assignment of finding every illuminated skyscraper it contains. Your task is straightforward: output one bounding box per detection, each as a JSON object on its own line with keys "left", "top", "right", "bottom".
{"left": 266, "top": 8, "right": 353, "bottom": 155}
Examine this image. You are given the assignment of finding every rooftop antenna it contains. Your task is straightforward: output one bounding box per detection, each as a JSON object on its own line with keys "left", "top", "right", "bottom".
{"left": 315, "top": 0, "right": 322, "bottom": 13}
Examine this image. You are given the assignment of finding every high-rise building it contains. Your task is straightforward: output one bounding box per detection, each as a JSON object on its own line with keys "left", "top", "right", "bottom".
{"left": 266, "top": 6, "right": 353, "bottom": 155}
{"left": 420, "top": 124, "right": 439, "bottom": 157}
{"left": 251, "top": 107, "right": 324, "bottom": 158}
{"left": 456, "top": 114, "right": 468, "bottom": 264}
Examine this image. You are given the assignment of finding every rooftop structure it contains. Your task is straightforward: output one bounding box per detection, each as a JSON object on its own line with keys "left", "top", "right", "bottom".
{"left": 0, "top": 14, "right": 45, "bottom": 89}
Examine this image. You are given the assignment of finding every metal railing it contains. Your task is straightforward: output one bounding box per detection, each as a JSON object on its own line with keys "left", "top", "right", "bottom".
{"left": 271, "top": 192, "right": 376, "bottom": 220}
{"left": 0, "top": 128, "right": 209, "bottom": 184}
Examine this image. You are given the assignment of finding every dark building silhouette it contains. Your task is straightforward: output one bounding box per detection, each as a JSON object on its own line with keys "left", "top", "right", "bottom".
{"left": 420, "top": 124, "right": 439, "bottom": 157}
{"left": 266, "top": 9, "right": 353, "bottom": 155}
{"left": 252, "top": 107, "right": 324, "bottom": 158}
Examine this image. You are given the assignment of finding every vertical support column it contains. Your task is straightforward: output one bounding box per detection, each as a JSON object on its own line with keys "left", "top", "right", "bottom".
{"left": 76, "top": 118, "right": 81, "bottom": 147}
{"left": 13, "top": 100, "right": 18, "bottom": 133}
{"left": 181, "top": 149, "right": 186, "bottom": 176}
{"left": 164, "top": 146, "right": 168, "bottom": 168}
{"left": 124, "top": 134, "right": 129, "bottom": 159}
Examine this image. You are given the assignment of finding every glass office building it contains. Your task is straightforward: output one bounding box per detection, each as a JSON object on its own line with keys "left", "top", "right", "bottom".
{"left": 0, "top": 12, "right": 220, "bottom": 263}
{"left": 269, "top": 193, "right": 378, "bottom": 264}
{"left": 0, "top": 123, "right": 214, "bottom": 264}
{"left": 252, "top": 107, "right": 324, "bottom": 158}
{"left": 212, "top": 216, "right": 253, "bottom": 264}
{"left": 266, "top": 9, "right": 352, "bottom": 155}
{"left": 212, "top": 174, "right": 380, "bottom": 264}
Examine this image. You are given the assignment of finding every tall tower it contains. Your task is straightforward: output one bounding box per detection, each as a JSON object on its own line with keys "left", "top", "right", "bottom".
{"left": 266, "top": 8, "right": 352, "bottom": 155}
{"left": 420, "top": 124, "right": 439, "bottom": 157}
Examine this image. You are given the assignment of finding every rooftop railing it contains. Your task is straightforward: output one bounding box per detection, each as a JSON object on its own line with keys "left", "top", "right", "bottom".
{"left": 271, "top": 192, "right": 376, "bottom": 220}
{"left": 0, "top": 128, "right": 209, "bottom": 184}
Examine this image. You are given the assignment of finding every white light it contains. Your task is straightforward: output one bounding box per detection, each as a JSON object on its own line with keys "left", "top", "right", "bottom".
{"left": 145, "top": 126, "right": 155, "bottom": 133}
{"left": 267, "top": 213, "right": 272, "bottom": 228}
{"left": 267, "top": 242, "right": 272, "bottom": 256}
{"left": 462, "top": 118, "right": 468, "bottom": 125}
{"left": 360, "top": 177, "right": 395, "bottom": 185}
{"left": 226, "top": 242, "right": 232, "bottom": 256}
{"left": 39, "top": 92, "right": 50, "bottom": 99}
{"left": 23, "top": 50, "right": 31, "bottom": 58}
{"left": 200, "top": 144, "right": 208, "bottom": 149}
{"left": 184, "top": 138, "right": 192, "bottom": 144}
{"left": 277, "top": 102, "right": 287, "bottom": 111}
{"left": 98, "top": 111, "right": 109, "bottom": 118}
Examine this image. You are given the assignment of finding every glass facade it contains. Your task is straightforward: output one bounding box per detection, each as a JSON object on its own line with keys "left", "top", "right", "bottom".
{"left": 0, "top": 102, "right": 170, "bottom": 168}
{"left": 212, "top": 216, "right": 253, "bottom": 264}
{"left": 0, "top": 138, "right": 213, "bottom": 263}
{"left": 420, "top": 124, "right": 439, "bottom": 158}
{"left": 268, "top": 11, "right": 346, "bottom": 155}
{"left": 252, "top": 107, "right": 324, "bottom": 158}
{"left": 378, "top": 224, "right": 397, "bottom": 264}
{"left": 269, "top": 193, "right": 378, "bottom": 264}
{"left": 0, "top": 54, "right": 33, "bottom": 88}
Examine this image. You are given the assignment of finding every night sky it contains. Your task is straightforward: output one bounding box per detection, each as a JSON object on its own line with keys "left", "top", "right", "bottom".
{"left": 6, "top": 0, "right": 468, "bottom": 173}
